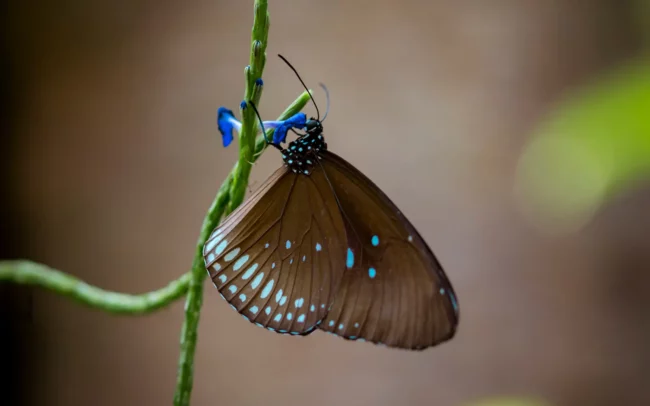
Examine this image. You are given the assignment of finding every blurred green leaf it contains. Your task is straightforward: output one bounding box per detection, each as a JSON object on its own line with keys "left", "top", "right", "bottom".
{"left": 515, "top": 57, "right": 650, "bottom": 233}
{"left": 463, "top": 397, "right": 552, "bottom": 406}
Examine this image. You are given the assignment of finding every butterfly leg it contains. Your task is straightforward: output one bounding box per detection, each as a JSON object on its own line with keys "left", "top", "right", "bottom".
{"left": 248, "top": 100, "right": 284, "bottom": 151}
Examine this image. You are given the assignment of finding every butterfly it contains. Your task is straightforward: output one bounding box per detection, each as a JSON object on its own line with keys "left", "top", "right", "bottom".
{"left": 203, "top": 55, "right": 459, "bottom": 350}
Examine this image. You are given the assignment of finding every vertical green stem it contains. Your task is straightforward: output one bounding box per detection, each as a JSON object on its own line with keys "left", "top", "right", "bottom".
{"left": 229, "top": 0, "right": 270, "bottom": 213}
{"left": 173, "top": 175, "right": 232, "bottom": 406}
{"left": 173, "top": 2, "right": 269, "bottom": 405}
{"left": 170, "top": 88, "right": 310, "bottom": 405}
{"left": 0, "top": 2, "right": 311, "bottom": 404}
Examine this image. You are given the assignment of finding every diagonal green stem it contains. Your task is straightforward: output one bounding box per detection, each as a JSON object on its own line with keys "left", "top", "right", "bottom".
{"left": 173, "top": 4, "right": 270, "bottom": 404}
{"left": 0, "top": 260, "right": 191, "bottom": 314}
{"left": 0, "top": 1, "right": 311, "bottom": 404}
{"left": 0, "top": 92, "right": 310, "bottom": 405}
{"left": 172, "top": 89, "right": 311, "bottom": 406}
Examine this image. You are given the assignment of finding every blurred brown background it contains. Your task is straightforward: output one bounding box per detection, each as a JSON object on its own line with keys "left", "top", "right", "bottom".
{"left": 3, "top": 1, "right": 650, "bottom": 405}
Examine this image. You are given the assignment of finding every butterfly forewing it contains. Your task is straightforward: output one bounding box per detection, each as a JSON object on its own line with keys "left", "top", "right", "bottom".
{"left": 203, "top": 164, "right": 347, "bottom": 335}
{"left": 316, "top": 151, "right": 459, "bottom": 350}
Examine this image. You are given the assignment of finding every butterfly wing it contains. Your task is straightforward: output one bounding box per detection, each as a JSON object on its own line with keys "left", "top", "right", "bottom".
{"left": 203, "top": 164, "right": 347, "bottom": 335}
{"left": 316, "top": 151, "right": 459, "bottom": 350}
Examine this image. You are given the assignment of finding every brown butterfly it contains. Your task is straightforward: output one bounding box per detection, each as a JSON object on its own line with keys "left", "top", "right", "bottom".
{"left": 203, "top": 55, "right": 459, "bottom": 350}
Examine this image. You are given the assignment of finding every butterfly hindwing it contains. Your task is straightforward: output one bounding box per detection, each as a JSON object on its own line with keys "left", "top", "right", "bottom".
{"left": 316, "top": 151, "right": 459, "bottom": 350}
{"left": 203, "top": 164, "right": 347, "bottom": 335}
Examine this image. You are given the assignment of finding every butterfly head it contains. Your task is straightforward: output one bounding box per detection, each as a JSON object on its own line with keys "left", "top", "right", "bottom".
{"left": 304, "top": 118, "right": 323, "bottom": 135}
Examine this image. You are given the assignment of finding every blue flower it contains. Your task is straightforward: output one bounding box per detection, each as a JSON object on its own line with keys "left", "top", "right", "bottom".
{"left": 217, "top": 107, "right": 241, "bottom": 147}
{"left": 216, "top": 105, "right": 307, "bottom": 147}
{"left": 269, "top": 113, "right": 307, "bottom": 144}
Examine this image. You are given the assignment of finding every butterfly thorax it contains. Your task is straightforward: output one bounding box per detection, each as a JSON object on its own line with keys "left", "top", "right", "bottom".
{"left": 281, "top": 126, "right": 327, "bottom": 175}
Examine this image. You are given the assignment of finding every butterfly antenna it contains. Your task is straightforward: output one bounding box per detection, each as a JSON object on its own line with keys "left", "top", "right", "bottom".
{"left": 319, "top": 83, "right": 330, "bottom": 122}
{"left": 278, "top": 54, "right": 320, "bottom": 121}
{"left": 248, "top": 100, "right": 282, "bottom": 151}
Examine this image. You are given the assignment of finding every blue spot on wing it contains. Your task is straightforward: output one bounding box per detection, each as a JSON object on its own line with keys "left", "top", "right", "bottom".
{"left": 449, "top": 291, "right": 459, "bottom": 313}
{"left": 346, "top": 248, "right": 354, "bottom": 268}
{"left": 272, "top": 113, "right": 307, "bottom": 144}
{"left": 371, "top": 235, "right": 379, "bottom": 246}
{"left": 368, "top": 267, "right": 376, "bottom": 278}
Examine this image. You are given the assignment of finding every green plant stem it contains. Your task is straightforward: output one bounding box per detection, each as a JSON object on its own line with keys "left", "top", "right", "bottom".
{"left": 228, "top": 0, "right": 269, "bottom": 213}
{"left": 0, "top": 260, "right": 191, "bottom": 314}
{"left": 172, "top": 89, "right": 311, "bottom": 406}
{"left": 0, "top": 1, "right": 312, "bottom": 404}
{"left": 0, "top": 88, "right": 310, "bottom": 404}
{"left": 173, "top": 5, "right": 269, "bottom": 403}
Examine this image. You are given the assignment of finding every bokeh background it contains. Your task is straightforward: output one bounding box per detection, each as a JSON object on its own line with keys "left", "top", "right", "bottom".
{"left": 3, "top": 1, "right": 650, "bottom": 405}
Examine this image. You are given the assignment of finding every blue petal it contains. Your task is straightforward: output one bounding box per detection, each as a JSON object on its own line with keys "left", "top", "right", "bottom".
{"left": 272, "top": 113, "right": 307, "bottom": 144}
{"left": 217, "top": 107, "right": 238, "bottom": 147}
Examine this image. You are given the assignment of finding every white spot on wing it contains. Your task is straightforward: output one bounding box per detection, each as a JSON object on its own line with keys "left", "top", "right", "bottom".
{"left": 232, "top": 254, "right": 249, "bottom": 271}
{"left": 241, "top": 263, "right": 259, "bottom": 280}
{"left": 215, "top": 239, "right": 228, "bottom": 256}
{"left": 295, "top": 298, "right": 304, "bottom": 308}
{"left": 251, "top": 272, "right": 264, "bottom": 289}
{"left": 275, "top": 289, "right": 283, "bottom": 303}
{"left": 297, "top": 314, "right": 306, "bottom": 323}
{"left": 260, "top": 279, "right": 274, "bottom": 299}
{"left": 218, "top": 274, "right": 226, "bottom": 284}
{"left": 265, "top": 306, "right": 271, "bottom": 315}
{"left": 205, "top": 233, "right": 222, "bottom": 252}
{"left": 250, "top": 306, "right": 259, "bottom": 314}
{"left": 228, "top": 285, "right": 237, "bottom": 294}
{"left": 239, "top": 293, "right": 246, "bottom": 302}
{"left": 224, "top": 248, "right": 240, "bottom": 262}
{"left": 274, "top": 313, "right": 283, "bottom": 322}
